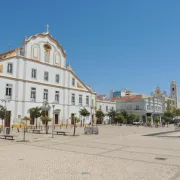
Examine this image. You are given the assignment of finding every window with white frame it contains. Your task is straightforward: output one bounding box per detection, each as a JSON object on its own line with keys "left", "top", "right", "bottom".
{"left": 7, "top": 63, "right": 13, "bottom": 74}
{"left": 44, "top": 71, "right": 49, "bottom": 81}
{"left": 106, "top": 106, "right": 108, "bottom": 112}
{"left": 136, "top": 105, "right": 140, "bottom": 110}
{"left": 72, "top": 78, "right": 75, "bottom": 86}
{"left": 30, "top": 87, "right": 36, "bottom": 102}
{"left": 55, "top": 91, "right": 59, "bottom": 103}
{"left": 112, "top": 107, "right": 114, "bottom": 111}
{"left": 99, "top": 105, "right": 101, "bottom": 110}
{"left": 147, "top": 105, "right": 149, "bottom": 110}
{"left": 5, "top": 84, "right": 12, "bottom": 99}
{"left": 71, "top": 93, "right": 75, "bottom": 105}
{"left": 86, "top": 96, "right": 89, "bottom": 106}
{"left": 43, "top": 89, "right": 48, "bottom": 101}
{"left": 31, "top": 69, "right": 37, "bottom": 79}
{"left": 79, "top": 95, "right": 82, "bottom": 106}
{"left": 55, "top": 74, "right": 60, "bottom": 83}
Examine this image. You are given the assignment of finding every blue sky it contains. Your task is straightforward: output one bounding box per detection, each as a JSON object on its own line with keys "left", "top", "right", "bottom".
{"left": 0, "top": 0, "right": 180, "bottom": 96}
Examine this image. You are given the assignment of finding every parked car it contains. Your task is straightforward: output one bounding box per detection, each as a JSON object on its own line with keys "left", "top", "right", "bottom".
{"left": 133, "top": 120, "right": 143, "bottom": 125}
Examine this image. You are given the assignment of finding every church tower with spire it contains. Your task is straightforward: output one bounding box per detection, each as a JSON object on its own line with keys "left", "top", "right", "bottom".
{"left": 170, "top": 80, "right": 178, "bottom": 108}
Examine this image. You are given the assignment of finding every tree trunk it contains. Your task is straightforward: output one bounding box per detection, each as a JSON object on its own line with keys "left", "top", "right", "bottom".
{"left": 46, "top": 121, "right": 48, "bottom": 134}
{"left": 36, "top": 118, "right": 37, "bottom": 129}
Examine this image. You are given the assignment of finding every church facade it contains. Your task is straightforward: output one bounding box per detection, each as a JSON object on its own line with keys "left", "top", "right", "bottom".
{"left": 0, "top": 30, "right": 96, "bottom": 126}
{"left": 150, "top": 80, "right": 179, "bottom": 112}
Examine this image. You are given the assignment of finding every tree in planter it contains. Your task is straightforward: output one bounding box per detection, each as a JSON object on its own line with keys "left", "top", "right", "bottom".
{"left": 40, "top": 116, "right": 52, "bottom": 134}
{"left": 107, "top": 109, "right": 117, "bottom": 124}
{"left": 116, "top": 113, "right": 125, "bottom": 125}
{"left": 96, "top": 109, "right": 105, "bottom": 124}
{"left": 154, "top": 117, "right": 160, "bottom": 127}
{"left": 147, "top": 116, "right": 151, "bottom": 126}
{"left": 79, "top": 108, "right": 90, "bottom": 126}
{"left": 28, "top": 107, "right": 41, "bottom": 129}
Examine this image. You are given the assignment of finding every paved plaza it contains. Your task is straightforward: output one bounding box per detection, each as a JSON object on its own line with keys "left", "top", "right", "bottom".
{"left": 1, "top": 125, "right": 180, "bottom": 180}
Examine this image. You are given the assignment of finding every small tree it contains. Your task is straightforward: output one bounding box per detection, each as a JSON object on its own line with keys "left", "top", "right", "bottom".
{"left": 96, "top": 109, "right": 105, "bottom": 124}
{"left": 107, "top": 109, "right": 117, "bottom": 124}
{"left": 28, "top": 107, "right": 41, "bottom": 129}
{"left": 40, "top": 116, "right": 52, "bottom": 134}
{"left": 136, "top": 116, "right": 140, "bottom": 122}
{"left": 116, "top": 114, "right": 125, "bottom": 125}
{"left": 164, "top": 116, "right": 171, "bottom": 127}
{"left": 147, "top": 116, "right": 151, "bottom": 126}
{"left": 22, "top": 116, "right": 30, "bottom": 131}
{"left": 79, "top": 108, "right": 90, "bottom": 126}
{"left": 128, "top": 113, "right": 137, "bottom": 124}
{"left": 176, "top": 108, "right": 180, "bottom": 117}
{"left": 154, "top": 117, "right": 160, "bottom": 127}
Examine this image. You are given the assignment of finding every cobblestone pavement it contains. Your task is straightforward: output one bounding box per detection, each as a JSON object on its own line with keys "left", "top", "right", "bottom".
{"left": 0, "top": 125, "right": 180, "bottom": 180}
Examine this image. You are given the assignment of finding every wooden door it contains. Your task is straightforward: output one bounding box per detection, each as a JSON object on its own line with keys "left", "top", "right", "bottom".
{"left": 5, "top": 111, "right": 11, "bottom": 127}
{"left": 55, "top": 114, "right": 59, "bottom": 124}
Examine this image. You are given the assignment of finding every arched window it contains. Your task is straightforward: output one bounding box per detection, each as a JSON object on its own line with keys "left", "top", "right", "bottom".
{"left": 44, "top": 44, "right": 51, "bottom": 63}
{"left": 32, "top": 45, "right": 40, "bottom": 60}
{"left": 54, "top": 52, "right": 61, "bottom": 65}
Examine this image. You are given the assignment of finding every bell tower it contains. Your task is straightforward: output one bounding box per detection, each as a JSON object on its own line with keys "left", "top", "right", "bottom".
{"left": 170, "top": 80, "right": 178, "bottom": 108}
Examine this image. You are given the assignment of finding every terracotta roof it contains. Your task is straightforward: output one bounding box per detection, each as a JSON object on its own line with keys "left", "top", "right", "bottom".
{"left": 111, "top": 95, "right": 142, "bottom": 101}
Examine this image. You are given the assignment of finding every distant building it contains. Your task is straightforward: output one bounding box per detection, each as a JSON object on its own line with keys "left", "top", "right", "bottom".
{"left": 96, "top": 94, "right": 116, "bottom": 124}
{"left": 116, "top": 95, "right": 163, "bottom": 122}
{"left": 110, "top": 89, "right": 138, "bottom": 99}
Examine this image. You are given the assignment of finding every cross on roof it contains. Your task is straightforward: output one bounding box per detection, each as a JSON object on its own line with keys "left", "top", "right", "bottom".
{"left": 46, "top": 24, "right": 49, "bottom": 33}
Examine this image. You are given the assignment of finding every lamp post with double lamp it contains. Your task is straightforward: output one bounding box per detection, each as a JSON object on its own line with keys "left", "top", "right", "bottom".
{"left": 52, "top": 105, "right": 55, "bottom": 138}
{"left": 1, "top": 99, "right": 11, "bottom": 134}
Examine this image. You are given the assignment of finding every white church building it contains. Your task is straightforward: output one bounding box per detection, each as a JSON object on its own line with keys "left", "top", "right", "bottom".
{"left": 0, "top": 28, "right": 96, "bottom": 127}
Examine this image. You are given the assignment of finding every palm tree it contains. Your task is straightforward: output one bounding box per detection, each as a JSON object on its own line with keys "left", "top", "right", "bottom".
{"left": 121, "top": 110, "right": 128, "bottom": 124}
{"left": 79, "top": 108, "right": 90, "bottom": 126}
{"left": 40, "top": 116, "right": 52, "bottom": 134}
{"left": 96, "top": 109, "right": 105, "bottom": 124}
{"left": 28, "top": 107, "right": 41, "bottom": 129}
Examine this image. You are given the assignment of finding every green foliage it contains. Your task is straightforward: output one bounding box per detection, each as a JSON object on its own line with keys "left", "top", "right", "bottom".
{"left": 22, "top": 116, "right": 30, "bottom": 121}
{"left": 79, "top": 108, "right": 90, "bottom": 117}
{"left": 0, "top": 105, "right": 11, "bottom": 120}
{"left": 121, "top": 110, "right": 128, "bottom": 120}
{"left": 28, "top": 107, "right": 41, "bottom": 119}
{"left": 154, "top": 117, "right": 160, "bottom": 123}
{"left": 147, "top": 116, "right": 151, "bottom": 122}
{"left": 136, "top": 116, "right": 140, "bottom": 121}
{"left": 176, "top": 108, "right": 180, "bottom": 116}
{"left": 128, "top": 113, "right": 137, "bottom": 120}
{"left": 40, "top": 116, "right": 52, "bottom": 121}
{"left": 116, "top": 113, "right": 125, "bottom": 124}
{"left": 75, "top": 117, "right": 80, "bottom": 123}
{"left": 107, "top": 109, "right": 117, "bottom": 123}
{"left": 164, "top": 116, "right": 171, "bottom": 123}
{"left": 96, "top": 109, "right": 105, "bottom": 124}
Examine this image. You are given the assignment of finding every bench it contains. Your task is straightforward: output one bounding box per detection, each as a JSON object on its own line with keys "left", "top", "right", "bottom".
{"left": 54, "top": 131, "right": 66, "bottom": 135}
{"left": 32, "top": 129, "right": 41, "bottom": 134}
{"left": 0, "top": 134, "right": 14, "bottom": 140}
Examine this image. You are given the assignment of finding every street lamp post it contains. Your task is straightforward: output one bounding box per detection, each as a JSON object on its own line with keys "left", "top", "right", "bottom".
{"left": 1, "top": 99, "right": 11, "bottom": 134}
{"left": 52, "top": 105, "right": 55, "bottom": 138}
